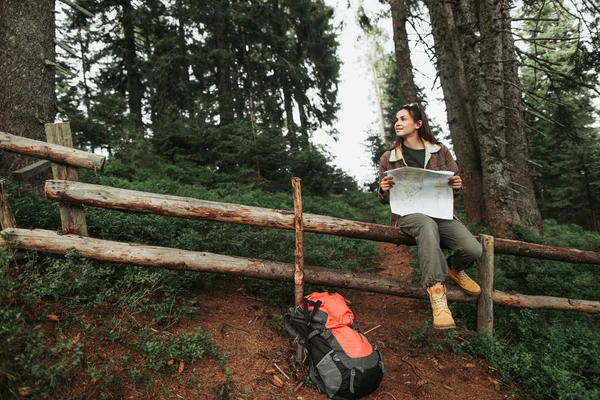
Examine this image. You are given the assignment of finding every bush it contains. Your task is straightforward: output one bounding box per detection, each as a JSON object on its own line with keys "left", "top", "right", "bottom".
{"left": 456, "top": 222, "right": 600, "bottom": 399}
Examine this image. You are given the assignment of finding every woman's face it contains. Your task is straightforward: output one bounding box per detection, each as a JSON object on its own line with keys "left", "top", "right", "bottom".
{"left": 394, "top": 109, "right": 421, "bottom": 139}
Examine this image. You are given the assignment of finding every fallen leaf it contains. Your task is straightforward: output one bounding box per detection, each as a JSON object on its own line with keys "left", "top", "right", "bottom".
{"left": 270, "top": 375, "right": 284, "bottom": 388}
{"left": 488, "top": 377, "right": 501, "bottom": 391}
{"left": 46, "top": 314, "right": 59, "bottom": 322}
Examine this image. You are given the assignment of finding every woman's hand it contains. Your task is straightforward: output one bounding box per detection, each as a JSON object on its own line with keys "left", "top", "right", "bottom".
{"left": 448, "top": 175, "right": 463, "bottom": 190}
{"left": 380, "top": 175, "right": 395, "bottom": 192}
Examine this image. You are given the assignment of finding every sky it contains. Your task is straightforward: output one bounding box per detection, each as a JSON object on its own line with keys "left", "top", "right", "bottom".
{"left": 315, "top": 0, "right": 448, "bottom": 188}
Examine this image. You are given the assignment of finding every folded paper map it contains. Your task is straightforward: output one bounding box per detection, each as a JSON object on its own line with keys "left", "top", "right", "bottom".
{"left": 384, "top": 167, "right": 455, "bottom": 220}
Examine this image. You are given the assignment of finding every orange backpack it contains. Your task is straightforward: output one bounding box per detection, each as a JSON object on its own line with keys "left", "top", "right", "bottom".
{"left": 284, "top": 292, "right": 384, "bottom": 399}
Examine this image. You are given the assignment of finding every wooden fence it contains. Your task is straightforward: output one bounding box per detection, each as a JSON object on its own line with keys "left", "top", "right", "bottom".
{"left": 1, "top": 123, "right": 599, "bottom": 334}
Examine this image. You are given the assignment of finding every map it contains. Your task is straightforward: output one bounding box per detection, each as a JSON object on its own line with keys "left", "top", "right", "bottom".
{"left": 385, "top": 167, "right": 455, "bottom": 220}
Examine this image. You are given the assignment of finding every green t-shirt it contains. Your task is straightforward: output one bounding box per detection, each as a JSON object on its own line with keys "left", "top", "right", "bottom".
{"left": 401, "top": 144, "right": 426, "bottom": 168}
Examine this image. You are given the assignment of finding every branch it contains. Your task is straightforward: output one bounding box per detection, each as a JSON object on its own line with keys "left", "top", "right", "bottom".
{"left": 521, "top": 62, "right": 600, "bottom": 95}
{"left": 485, "top": 76, "right": 570, "bottom": 109}
{"left": 407, "top": 17, "right": 437, "bottom": 64}
{"left": 44, "top": 59, "right": 76, "bottom": 77}
{"left": 500, "top": 17, "right": 559, "bottom": 21}
{"left": 521, "top": 102, "right": 566, "bottom": 127}
{"left": 54, "top": 39, "right": 79, "bottom": 58}
{"left": 515, "top": 47, "right": 563, "bottom": 67}
{"left": 525, "top": 124, "right": 547, "bottom": 138}
{"left": 508, "top": 31, "right": 558, "bottom": 50}
{"left": 514, "top": 36, "right": 581, "bottom": 42}
{"left": 582, "top": 0, "right": 600, "bottom": 14}
{"left": 527, "top": 159, "right": 544, "bottom": 168}
{"left": 551, "top": 0, "right": 593, "bottom": 36}
{"left": 58, "top": 0, "right": 94, "bottom": 18}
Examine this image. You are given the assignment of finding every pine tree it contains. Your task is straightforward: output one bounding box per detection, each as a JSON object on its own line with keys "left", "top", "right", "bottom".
{"left": 520, "top": 1, "right": 600, "bottom": 230}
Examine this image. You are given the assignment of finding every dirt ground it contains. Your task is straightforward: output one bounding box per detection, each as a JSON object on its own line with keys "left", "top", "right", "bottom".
{"left": 138, "top": 242, "right": 513, "bottom": 400}
{"left": 45, "top": 242, "right": 515, "bottom": 399}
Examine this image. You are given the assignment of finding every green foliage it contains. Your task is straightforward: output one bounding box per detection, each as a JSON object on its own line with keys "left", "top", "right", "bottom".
{"left": 137, "top": 326, "right": 219, "bottom": 372}
{"left": 454, "top": 221, "right": 600, "bottom": 399}
{"left": 0, "top": 250, "right": 85, "bottom": 399}
{"left": 2, "top": 153, "right": 386, "bottom": 396}
{"left": 0, "top": 244, "right": 223, "bottom": 398}
{"left": 56, "top": 0, "right": 344, "bottom": 193}
{"left": 520, "top": 3, "right": 600, "bottom": 231}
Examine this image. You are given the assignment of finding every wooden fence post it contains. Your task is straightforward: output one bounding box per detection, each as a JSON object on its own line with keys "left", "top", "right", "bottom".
{"left": 292, "top": 177, "right": 305, "bottom": 369}
{"left": 477, "top": 234, "right": 494, "bottom": 332}
{"left": 292, "top": 177, "right": 304, "bottom": 305}
{"left": 44, "top": 123, "right": 88, "bottom": 236}
{"left": 0, "top": 180, "right": 17, "bottom": 229}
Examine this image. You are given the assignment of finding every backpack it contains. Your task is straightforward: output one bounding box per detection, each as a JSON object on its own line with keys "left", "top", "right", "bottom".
{"left": 284, "top": 291, "right": 384, "bottom": 399}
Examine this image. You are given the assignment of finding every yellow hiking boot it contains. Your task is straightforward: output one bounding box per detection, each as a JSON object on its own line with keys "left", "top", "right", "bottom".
{"left": 427, "top": 284, "right": 456, "bottom": 330}
{"left": 447, "top": 267, "right": 481, "bottom": 296}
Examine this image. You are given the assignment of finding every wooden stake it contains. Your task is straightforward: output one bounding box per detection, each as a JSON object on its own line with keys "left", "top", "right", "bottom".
{"left": 0, "top": 180, "right": 17, "bottom": 229}
{"left": 477, "top": 234, "right": 494, "bottom": 332}
{"left": 292, "top": 177, "right": 305, "bottom": 367}
{"left": 45, "top": 123, "right": 88, "bottom": 236}
{"left": 292, "top": 177, "right": 304, "bottom": 306}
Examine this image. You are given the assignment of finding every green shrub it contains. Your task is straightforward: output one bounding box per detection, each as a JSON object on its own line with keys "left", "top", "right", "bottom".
{"left": 456, "top": 222, "right": 600, "bottom": 399}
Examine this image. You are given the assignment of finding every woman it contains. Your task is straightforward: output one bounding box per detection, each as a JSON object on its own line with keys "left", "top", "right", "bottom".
{"left": 378, "top": 103, "right": 482, "bottom": 329}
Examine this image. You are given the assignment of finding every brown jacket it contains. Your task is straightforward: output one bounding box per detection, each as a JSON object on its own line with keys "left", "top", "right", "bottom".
{"left": 378, "top": 140, "right": 460, "bottom": 227}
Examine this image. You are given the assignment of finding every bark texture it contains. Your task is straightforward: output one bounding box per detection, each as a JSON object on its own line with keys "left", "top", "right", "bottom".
{"left": 424, "top": 0, "right": 543, "bottom": 237}
{"left": 425, "top": 0, "right": 484, "bottom": 223}
{"left": 390, "top": 0, "right": 419, "bottom": 103}
{"left": 476, "top": 0, "right": 518, "bottom": 238}
{"left": 500, "top": 7, "right": 543, "bottom": 232}
{"left": 0, "top": 0, "right": 56, "bottom": 177}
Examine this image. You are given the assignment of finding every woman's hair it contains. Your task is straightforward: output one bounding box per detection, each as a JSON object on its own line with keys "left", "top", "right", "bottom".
{"left": 392, "top": 103, "right": 441, "bottom": 149}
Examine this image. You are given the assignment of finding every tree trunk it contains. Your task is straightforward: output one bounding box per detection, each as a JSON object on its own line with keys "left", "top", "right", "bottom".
{"left": 0, "top": 0, "right": 56, "bottom": 177}
{"left": 424, "top": 0, "right": 484, "bottom": 223}
{"left": 500, "top": 7, "right": 542, "bottom": 233}
{"left": 390, "top": 0, "right": 419, "bottom": 104}
{"left": 295, "top": 90, "right": 309, "bottom": 149}
{"left": 121, "top": 0, "right": 144, "bottom": 130}
{"left": 175, "top": 0, "right": 190, "bottom": 115}
{"left": 283, "top": 83, "right": 298, "bottom": 150}
{"left": 475, "top": 0, "right": 519, "bottom": 238}
{"left": 214, "top": 0, "right": 234, "bottom": 125}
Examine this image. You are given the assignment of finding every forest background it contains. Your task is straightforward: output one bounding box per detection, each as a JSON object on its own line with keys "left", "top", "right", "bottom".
{"left": 0, "top": 0, "right": 600, "bottom": 399}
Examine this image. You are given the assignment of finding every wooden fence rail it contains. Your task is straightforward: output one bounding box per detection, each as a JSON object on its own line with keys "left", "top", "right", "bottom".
{"left": 0, "top": 131, "right": 105, "bottom": 171}
{"left": 3, "top": 127, "right": 600, "bottom": 335}
{"left": 45, "top": 179, "right": 600, "bottom": 265}
{"left": 2, "top": 228, "right": 598, "bottom": 314}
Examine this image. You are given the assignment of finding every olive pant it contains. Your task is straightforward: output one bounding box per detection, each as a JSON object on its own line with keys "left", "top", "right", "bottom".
{"left": 397, "top": 213, "right": 482, "bottom": 289}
